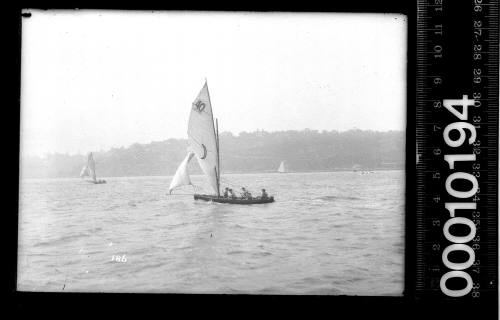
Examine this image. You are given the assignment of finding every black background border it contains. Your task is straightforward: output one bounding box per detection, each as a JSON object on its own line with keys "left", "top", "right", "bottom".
{"left": 6, "top": 1, "right": 497, "bottom": 318}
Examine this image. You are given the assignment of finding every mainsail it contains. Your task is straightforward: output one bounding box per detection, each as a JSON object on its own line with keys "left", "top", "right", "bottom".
{"left": 187, "top": 82, "right": 220, "bottom": 195}
{"left": 88, "top": 152, "right": 97, "bottom": 182}
{"left": 169, "top": 152, "right": 195, "bottom": 193}
{"left": 278, "top": 161, "right": 285, "bottom": 173}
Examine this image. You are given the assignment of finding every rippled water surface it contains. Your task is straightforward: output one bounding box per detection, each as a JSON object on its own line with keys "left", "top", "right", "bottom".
{"left": 18, "top": 170, "right": 404, "bottom": 295}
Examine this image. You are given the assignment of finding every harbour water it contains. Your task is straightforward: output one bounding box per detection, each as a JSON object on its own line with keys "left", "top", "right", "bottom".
{"left": 17, "top": 170, "right": 404, "bottom": 295}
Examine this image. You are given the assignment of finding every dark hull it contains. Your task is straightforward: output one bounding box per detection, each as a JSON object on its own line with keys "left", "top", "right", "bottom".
{"left": 194, "top": 194, "right": 274, "bottom": 204}
{"left": 87, "top": 180, "right": 107, "bottom": 184}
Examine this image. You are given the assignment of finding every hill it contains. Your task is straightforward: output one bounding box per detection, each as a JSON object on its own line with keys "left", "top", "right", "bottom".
{"left": 20, "top": 129, "right": 405, "bottom": 178}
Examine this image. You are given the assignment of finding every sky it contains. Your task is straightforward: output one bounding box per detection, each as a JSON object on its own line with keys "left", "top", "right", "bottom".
{"left": 21, "top": 10, "right": 406, "bottom": 157}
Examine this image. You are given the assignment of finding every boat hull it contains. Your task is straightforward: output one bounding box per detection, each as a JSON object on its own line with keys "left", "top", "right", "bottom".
{"left": 194, "top": 194, "right": 274, "bottom": 204}
{"left": 87, "top": 180, "right": 107, "bottom": 184}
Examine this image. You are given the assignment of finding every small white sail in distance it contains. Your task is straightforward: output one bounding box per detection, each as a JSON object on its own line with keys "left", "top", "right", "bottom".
{"left": 169, "top": 152, "right": 195, "bottom": 194}
{"left": 278, "top": 161, "right": 286, "bottom": 173}
{"left": 80, "top": 165, "right": 89, "bottom": 178}
{"left": 87, "top": 152, "right": 97, "bottom": 181}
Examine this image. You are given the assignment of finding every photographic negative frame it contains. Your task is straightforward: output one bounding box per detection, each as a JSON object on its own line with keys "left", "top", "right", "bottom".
{"left": 8, "top": 1, "right": 498, "bottom": 318}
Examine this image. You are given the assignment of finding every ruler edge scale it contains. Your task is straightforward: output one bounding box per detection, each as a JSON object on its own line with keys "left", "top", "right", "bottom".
{"left": 414, "top": 0, "right": 498, "bottom": 304}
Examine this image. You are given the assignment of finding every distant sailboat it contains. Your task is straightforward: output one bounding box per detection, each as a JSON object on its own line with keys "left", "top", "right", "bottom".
{"left": 277, "top": 161, "right": 286, "bottom": 173}
{"left": 80, "top": 152, "right": 106, "bottom": 184}
{"left": 169, "top": 81, "right": 274, "bottom": 204}
{"left": 79, "top": 165, "right": 90, "bottom": 178}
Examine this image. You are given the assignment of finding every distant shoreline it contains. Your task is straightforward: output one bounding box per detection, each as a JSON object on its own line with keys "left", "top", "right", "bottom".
{"left": 20, "top": 168, "right": 404, "bottom": 181}
{"left": 21, "top": 129, "right": 404, "bottom": 180}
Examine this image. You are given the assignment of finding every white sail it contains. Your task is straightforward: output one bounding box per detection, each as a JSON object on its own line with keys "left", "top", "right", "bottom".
{"left": 278, "top": 161, "right": 285, "bottom": 173}
{"left": 187, "top": 82, "right": 220, "bottom": 195}
{"left": 88, "top": 152, "right": 97, "bottom": 181}
{"left": 80, "top": 166, "right": 89, "bottom": 178}
{"left": 169, "top": 152, "right": 195, "bottom": 193}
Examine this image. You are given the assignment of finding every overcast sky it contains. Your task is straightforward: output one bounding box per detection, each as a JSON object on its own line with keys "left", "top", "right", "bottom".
{"left": 21, "top": 10, "right": 406, "bottom": 157}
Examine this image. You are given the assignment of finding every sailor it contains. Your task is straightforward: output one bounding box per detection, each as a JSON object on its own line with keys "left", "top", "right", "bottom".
{"left": 261, "top": 189, "right": 268, "bottom": 199}
{"left": 241, "top": 187, "right": 252, "bottom": 199}
{"left": 223, "top": 187, "right": 229, "bottom": 198}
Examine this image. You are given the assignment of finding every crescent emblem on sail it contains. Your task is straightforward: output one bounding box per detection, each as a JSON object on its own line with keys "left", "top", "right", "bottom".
{"left": 200, "top": 144, "right": 207, "bottom": 159}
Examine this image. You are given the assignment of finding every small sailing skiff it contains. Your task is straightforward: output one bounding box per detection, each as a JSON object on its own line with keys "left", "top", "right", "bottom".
{"left": 169, "top": 81, "right": 274, "bottom": 204}
{"left": 277, "top": 161, "right": 286, "bottom": 173}
{"left": 80, "top": 152, "right": 106, "bottom": 184}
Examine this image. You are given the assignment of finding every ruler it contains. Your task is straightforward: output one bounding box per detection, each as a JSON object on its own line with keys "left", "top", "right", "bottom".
{"left": 415, "top": 0, "right": 498, "bottom": 302}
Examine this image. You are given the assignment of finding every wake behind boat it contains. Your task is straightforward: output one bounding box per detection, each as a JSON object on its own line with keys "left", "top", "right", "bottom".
{"left": 80, "top": 152, "right": 106, "bottom": 184}
{"left": 169, "top": 81, "right": 274, "bottom": 204}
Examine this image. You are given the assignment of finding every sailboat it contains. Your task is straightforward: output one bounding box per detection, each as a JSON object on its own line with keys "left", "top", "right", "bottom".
{"left": 169, "top": 81, "right": 274, "bottom": 204}
{"left": 277, "top": 161, "right": 286, "bottom": 173}
{"left": 80, "top": 152, "right": 106, "bottom": 184}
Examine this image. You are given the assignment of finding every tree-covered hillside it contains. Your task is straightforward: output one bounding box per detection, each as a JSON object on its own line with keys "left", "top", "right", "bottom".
{"left": 21, "top": 129, "right": 405, "bottom": 178}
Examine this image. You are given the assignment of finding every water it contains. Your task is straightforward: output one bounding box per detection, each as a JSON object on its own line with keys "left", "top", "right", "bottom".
{"left": 17, "top": 170, "right": 404, "bottom": 295}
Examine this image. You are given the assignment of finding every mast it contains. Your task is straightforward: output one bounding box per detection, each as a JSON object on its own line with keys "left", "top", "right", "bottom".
{"left": 216, "top": 118, "right": 221, "bottom": 197}
{"left": 205, "top": 79, "right": 220, "bottom": 197}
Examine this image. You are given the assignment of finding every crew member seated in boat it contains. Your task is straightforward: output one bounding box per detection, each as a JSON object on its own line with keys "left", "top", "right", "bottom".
{"left": 261, "top": 189, "right": 268, "bottom": 199}
{"left": 241, "top": 187, "right": 252, "bottom": 199}
{"left": 228, "top": 188, "right": 236, "bottom": 199}
{"left": 223, "top": 187, "right": 229, "bottom": 198}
